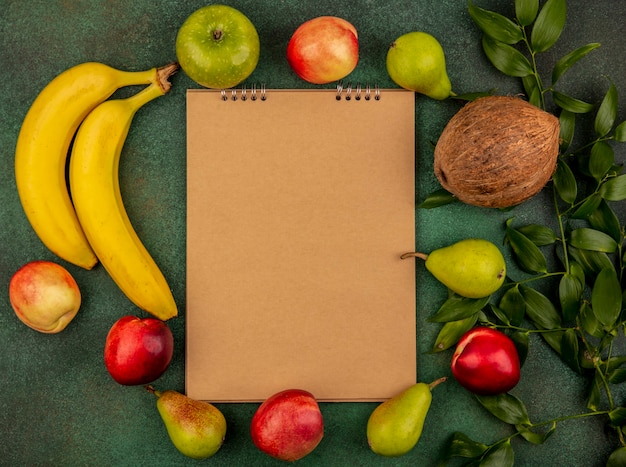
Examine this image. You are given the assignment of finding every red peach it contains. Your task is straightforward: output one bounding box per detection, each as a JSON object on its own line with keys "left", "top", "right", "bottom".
{"left": 251, "top": 389, "right": 324, "bottom": 461}
{"left": 451, "top": 326, "right": 521, "bottom": 396}
{"left": 9, "top": 260, "right": 81, "bottom": 333}
{"left": 287, "top": 16, "right": 359, "bottom": 84}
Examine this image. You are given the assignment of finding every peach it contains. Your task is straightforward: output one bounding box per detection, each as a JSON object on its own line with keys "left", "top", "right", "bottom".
{"left": 286, "top": 16, "right": 359, "bottom": 84}
{"left": 9, "top": 260, "right": 81, "bottom": 333}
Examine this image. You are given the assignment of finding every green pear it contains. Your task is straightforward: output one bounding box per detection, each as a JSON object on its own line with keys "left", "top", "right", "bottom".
{"left": 367, "top": 377, "right": 446, "bottom": 457}
{"left": 402, "top": 238, "right": 506, "bottom": 298}
{"left": 386, "top": 31, "right": 452, "bottom": 100}
{"left": 147, "top": 386, "right": 226, "bottom": 460}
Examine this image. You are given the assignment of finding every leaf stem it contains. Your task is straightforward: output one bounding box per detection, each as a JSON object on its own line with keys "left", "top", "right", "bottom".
{"left": 521, "top": 26, "right": 546, "bottom": 110}
{"left": 553, "top": 186, "right": 570, "bottom": 273}
{"left": 531, "top": 409, "right": 610, "bottom": 428}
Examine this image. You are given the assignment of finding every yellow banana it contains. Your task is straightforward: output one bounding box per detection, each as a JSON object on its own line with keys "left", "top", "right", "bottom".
{"left": 69, "top": 72, "right": 178, "bottom": 321}
{"left": 15, "top": 62, "right": 177, "bottom": 270}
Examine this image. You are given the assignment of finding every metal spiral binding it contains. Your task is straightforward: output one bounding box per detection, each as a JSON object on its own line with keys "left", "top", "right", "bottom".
{"left": 336, "top": 81, "right": 380, "bottom": 101}
{"left": 220, "top": 84, "right": 267, "bottom": 101}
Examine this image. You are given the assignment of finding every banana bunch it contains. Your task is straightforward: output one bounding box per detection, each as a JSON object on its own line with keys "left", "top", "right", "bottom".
{"left": 15, "top": 62, "right": 179, "bottom": 321}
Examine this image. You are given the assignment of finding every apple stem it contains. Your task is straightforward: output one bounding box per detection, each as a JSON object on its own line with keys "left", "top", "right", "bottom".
{"left": 213, "top": 29, "right": 223, "bottom": 41}
{"left": 400, "top": 251, "right": 428, "bottom": 261}
{"left": 428, "top": 376, "right": 447, "bottom": 391}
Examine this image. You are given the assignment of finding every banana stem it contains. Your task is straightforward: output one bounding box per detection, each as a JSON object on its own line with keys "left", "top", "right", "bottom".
{"left": 401, "top": 251, "right": 428, "bottom": 261}
{"left": 154, "top": 62, "right": 179, "bottom": 94}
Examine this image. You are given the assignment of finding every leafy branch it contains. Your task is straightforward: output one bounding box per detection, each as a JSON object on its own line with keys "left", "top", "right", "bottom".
{"left": 424, "top": 1, "right": 626, "bottom": 465}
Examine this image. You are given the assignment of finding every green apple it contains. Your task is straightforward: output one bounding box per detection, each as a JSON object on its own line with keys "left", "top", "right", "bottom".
{"left": 176, "top": 4, "right": 260, "bottom": 89}
{"left": 386, "top": 31, "right": 452, "bottom": 100}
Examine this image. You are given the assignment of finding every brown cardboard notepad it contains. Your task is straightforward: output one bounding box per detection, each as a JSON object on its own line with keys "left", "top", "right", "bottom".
{"left": 186, "top": 87, "right": 416, "bottom": 402}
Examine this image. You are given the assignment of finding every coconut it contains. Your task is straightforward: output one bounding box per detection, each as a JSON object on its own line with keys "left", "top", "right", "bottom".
{"left": 433, "top": 95, "right": 560, "bottom": 208}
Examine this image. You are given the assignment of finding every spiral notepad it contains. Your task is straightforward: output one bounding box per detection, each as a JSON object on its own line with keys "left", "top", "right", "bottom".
{"left": 186, "top": 86, "right": 416, "bottom": 402}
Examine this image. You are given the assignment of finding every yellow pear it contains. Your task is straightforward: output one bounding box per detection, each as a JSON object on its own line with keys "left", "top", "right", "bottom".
{"left": 367, "top": 378, "right": 446, "bottom": 457}
{"left": 402, "top": 238, "right": 506, "bottom": 298}
{"left": 147, "top": 386, "right": 226, "bottom": 460}
{"left": 386, "top": 31, "right": 452, "bottom": 100}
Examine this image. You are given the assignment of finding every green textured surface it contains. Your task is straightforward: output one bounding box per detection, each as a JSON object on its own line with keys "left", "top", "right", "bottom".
{"left": 1, "top": 1, "right": 625, "bottom": 465}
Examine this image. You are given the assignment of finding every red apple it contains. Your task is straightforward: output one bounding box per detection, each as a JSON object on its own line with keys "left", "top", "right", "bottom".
{"left": 451, "top": 327, "right": 520, "bottom": 396}
{"left": 286, "top": 16, "right": 358, "bottom": 84}
{"left": 250, "top": 389, "right": 324, "bottom": 461}
{"left": 104, "top": 315, "right": 174, "bottom": 385}
{"left": 9, "top": 260, "right": 81, "bottom": 333}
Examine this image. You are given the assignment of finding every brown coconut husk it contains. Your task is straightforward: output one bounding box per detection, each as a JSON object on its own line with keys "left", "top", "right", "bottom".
{"left": 433, "top": 95, "right": 560, "bottom": 208}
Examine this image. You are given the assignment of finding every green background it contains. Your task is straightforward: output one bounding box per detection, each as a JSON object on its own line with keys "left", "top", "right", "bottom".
{"left": 1, "top": 1, "right": 625, "bottom": 465}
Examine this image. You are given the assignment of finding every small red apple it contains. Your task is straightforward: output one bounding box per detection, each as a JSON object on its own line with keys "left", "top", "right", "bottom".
{"left": 250, "top": 389, "right": 324, "bottom": 461}
{"left": 104, "top": 315, "right": 174, "bottom": 386}
{"left": 286, "top": 16, "right": 358, "bottom": 84}
{"left": 9, "top": 260, "right": 81, "bottom": 333}
{"left": 451, "top": 327, "right": 520, "bottom": 396}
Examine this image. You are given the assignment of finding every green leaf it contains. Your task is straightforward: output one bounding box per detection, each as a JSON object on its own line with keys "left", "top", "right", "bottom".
{"left": 517, "top": 224, "right": 557, "bottom": 246}
{"left": 608, "top": 368, "right": 626, "bottom": 384}
{"left": 591, "top": 268, "right": 622, "bottom": 328}
{"left": 431, "top": 315, "right": 478, "bottom": 352}
{"left": 607, "top": 447, "right": 626, "bottom": 467}
{"left": 531, "top": 0, "right": 566, "bottom": 52}
{"left": 488, "top": 303, "right": 512, "bottom": 326}
{"left": 571, "top": 193, "right": 602, "bottom": 219}
{"left": 553, "top": 91, "right": 594, "bottom": 113}
{"left": 446, "top": 431, "right": 489, "bottom": 459}
{"left": 541, "top": 329, "right": 564, "bottom": 354}
{"left": 516, "top": 421, "right": 556, "bottom": 444}
{"left": 482, "top": 35, "right": 534, "bottom": 77}
{"left": 522, "top": 75, "right": 542, "bottom": 108}
{"left": 580, "top": 301, "right": 604, "bottom": 338}
{"left": 469, "top": 1, "right": 524, "bottom": 44}
{"left": 505, "top": 223, "right": 548, "bottom": 273}
{"left": 418, "top": 188, "right": 457, "bottom": 208}
{"left": 614, "top": 120, "right": 626, "bottom": 142}
{"left": 476, "top": 393, "right": 531, "bottom": 425}
{"left": 428, "top": 294, "right": 491, "bottom": 323}
{"left": 510, "top": 330, "right": 530, "bottom": 366}
{"left": 600, "top": 174, "right": 626, "bottom": 201}
{"left": 595, "top": 82, "right": 618, "bottom": 137}
{"left": 569, "top": 228, "right": 618, "bottom": 253}
{"left": 609, "top": 407, "right": 626, "bottom": 427}
{"left": 568, "top": 245, "right": 614, "bottom": 277}
{"left": 553, "top": 158, "right": 577, "bottom": 204}
{"left": 587, "top": 371, "right": 602, "bottom": 410}
{"left": 452, "top": 89, "right": 497, "bottom": 101}
{"left": 515, "top": 0, "right": 539, "bottom": 26}
{"left": 588, "top": 199, "right": 622, "bottom": 242}
{"left": 520, "top": 285, "right": 562, "bottom": 329}
{"left": 552, "top": 43, "right": 600, "bottom": 84}
{"left": 480, "top": 440, "right": 515, "bottom": 467}
{"left": 589, "top": 141, "right": 615, "bottom": 181}
{"left": 560, "top": 328, "right": 581, "bottom": 373}
{"left": 569, "top": 261, "right": 586, "bottom": 285}
{"left": 558, "top": 109, "right": 576, "bottom": 151}
{"left": 604, "top": 355, "right": 626, "bottom": 372}
{"left": 499, "top": 285, "right": 526, "bottom": 326}
{"left": 559, "top": 273, "right": 583, "bottom": 322}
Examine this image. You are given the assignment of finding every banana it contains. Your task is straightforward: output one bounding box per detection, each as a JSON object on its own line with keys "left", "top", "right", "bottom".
{"left": 15, "top": 62, "right": 177, "bottom": 270}
{"left": 68, "top": 71, "right": 178, "bottom": 321}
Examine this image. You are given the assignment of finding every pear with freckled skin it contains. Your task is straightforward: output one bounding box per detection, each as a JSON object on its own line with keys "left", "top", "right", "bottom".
{"left": 147, "top": 386, "right": 226, "bottom": 460}
{"left": 402, "top": 238, "right": 506, "bottom": 298}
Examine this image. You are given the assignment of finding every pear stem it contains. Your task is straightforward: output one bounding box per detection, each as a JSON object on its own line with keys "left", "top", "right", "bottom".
{"left": 401, "top": 251, "right": 428, "bottom": 261}
{"left": 145, "top": 385, "right": 162, "bottom": 398}
{"left": 428, "top": 376, "right": 447, "bottom": 391}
